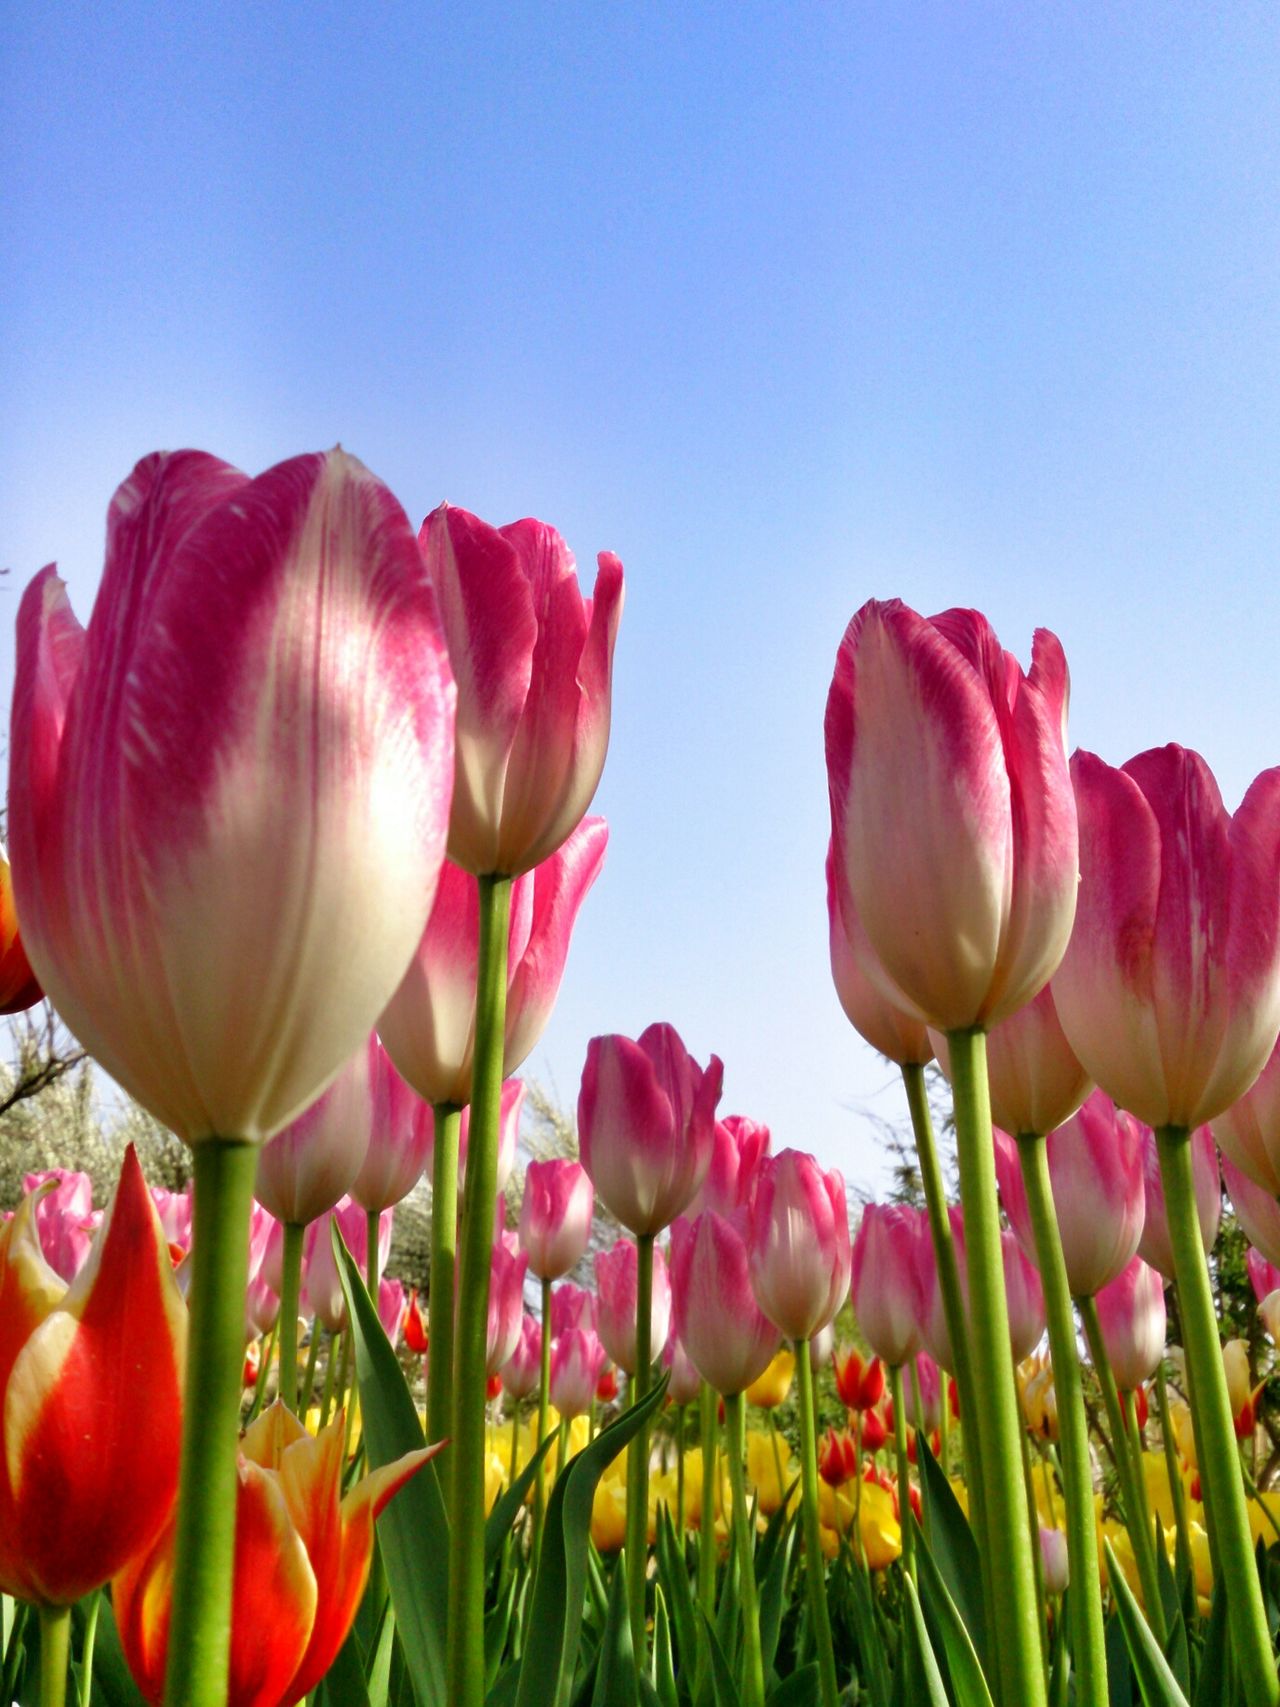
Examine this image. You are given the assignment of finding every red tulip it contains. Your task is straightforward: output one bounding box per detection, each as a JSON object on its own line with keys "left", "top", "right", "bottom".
{"left": 579, "top": 1023, "right": 723, "bottom": 1236}
{"left": 596, "top": 1367, "right": 619, "bottom": 1404}
{"left": 0, "top": 846, "right": 42, "bottom": 1013}
{"left": 833, "top": 1348, "right": 885, "bottom": 1412}
{"left": 931, "top": 983, "right": 1091, "bottom": 1140}
{"left": 747, "top": 1149, "right": 851, "bottom": 1342}
{"left": 850, "top": 1203, "right": 922, "bottom": 1367}
{"left": 818, "top": 1428, "right": 859, "bottom": 1488}
{"left": 115, "top": 1402, "right": 438, "bottom": 1706}
{"left": 670, "top": 1211, "right": 780, "bottom": 1398}
{"left": 519, "top": 1157, "right": 594, "bottom": 1281}
{"left": 826, "top": 602, "right": 1077, "bottom": 1031}
{"left": 595, "top": 1238, "right": 672, "bottom": 1375}
{"left": 1094, "top": 1257, "right": 1166, "bottom": 1393}
{"left": 1056, "top": 746, "right": 1280, "bottom": 1131}
{"left": 857, "top": 1407, "right": 888, "bottom": 1455}
{"left": 1137, "top": 1122, "right": 1220, "bottom": 1280}
{"left": 402, "top": 1289, "right": 429, "bottom": 1357}
{"left": 0, "top": 1147, "right": 186, "bottom": 1604}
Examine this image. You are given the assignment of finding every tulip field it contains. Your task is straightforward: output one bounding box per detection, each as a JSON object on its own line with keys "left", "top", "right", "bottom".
{"left": 5, "top": 450, "right": 1280, "bottom": 1707}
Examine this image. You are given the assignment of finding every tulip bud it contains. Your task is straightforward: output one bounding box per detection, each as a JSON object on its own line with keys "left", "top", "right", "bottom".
{"left": 747, "top": 1149, "right": 851, "bottom": 1342}
{"left": 833, "top": 1348, "right": 885, "bottom": 1412}
{"left": 349, "top": 1037, "right": 435, "bottom": 1214}
{"left": 1094, "top": 1256, "right": 1166, "bottom": 1392}
{"left": 663, "top": 1329, "right": 704, "bottom": 1406}
{"left": 850, "top": 1202, "right": 922, "bottom": 1367}
{"left": 670, "top": 1211, "right": 780, "bottom": 1397}
{"left": 692, "top": 1114, "right": 772, "bottom": 1217}
{"left": 1040, "top": 1526, "right": 1070, "bottom": 1595}
{"left": 549, "top": 1329, "right": 607, "bottom": 1420}
{"left": 819, "top": 1428, "right": 859, "bottom": 1488}
{"left": 596, "top": 1367, "right": 619, "bottom": 1403}
{"left": 1138, "top": 1123, "right": 1220, "bottom": 1280}
{"left": 500, "top": 1312, "right": 542, "bottom": 1401}
{"left": 595, "top": 1238, "right": 672, "bottom": 1375}
{"left": 487, "top": 1239, "right": 529, "bottom": 1376}
{"left": 255, "top": 1042, "right": 373, "bottom": 1227}
{"left": 519, "top": 1157, "right": 594, "bottom": 1280}
{"left": 826, "top": 843, "right": 933, "bottom": 1067}
{"left": 403, "top": 1289, "right": 428, "bottom": 1356}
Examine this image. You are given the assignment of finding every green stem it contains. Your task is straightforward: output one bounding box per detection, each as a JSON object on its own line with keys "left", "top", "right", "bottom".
{"left": 944, "top": 1028, "right": 1045, "bottom": 1707}
{"left": 427, "top": 1103, "right": 461, "bottom": 1448}
{"left": 676, "top": 1405, "right": 687, "bottom": 1536}
{"left": 1078, "top": 1294, "right": 1165, "bottom": 1637}
{"left": 1155, "top": 1363, "right": 1193, "bottom": 1584}
{"left": 1156, "top": 1124, "right": 1277, "bottom": 1704}
{"left": 38, "top": 1603, "right": 70, "bottom": 1707}
{"left": 278, "top": 1218, "right": 305, "bottom": 1411}
{"left": 889, "top": 1363, "right": 916, "bottom": 1582}
{"left": 510, "top": 1404, "right": 521, "bottom": 1486}
{"left": 557, "top": 1417, "right": 568, "bottom": 1478}
{"left": 725, "top": 1391, "right": 766, "bottom": 1707}
{"left": 318, "top": 1328, "right": 339, "bottom": 1430}
{"left": 795, "top": 1338, "right": 839, "bottom": 1707}
{"left": 366, "top": 1207, "right": 380, "bottom": 1297}
{"left": 246, "top": 1320, "right": 276, "bottom": 1425}
{"left": 533, "top": 1275, "right": 552, "bottom": 1564}
{"left": 1018, "top": 1417, "right": 1050, "bottom": 1674}
{"left": 626, "top": 1233, "right": 656, "bottom": 1659}
{"left": 298, "top": 1317, "right": 321, "bottom": 1414}
{"left": 1017, "top": 1132, "right": 1108, "bottom": 1707}
{"left": 446, "top": 873, "right": 512, "bottom": 1707}
{"left": 78, "top": 1587, "right": 100, "bottom": 1707}
{"left": 163, "top": 1138, "right": 257, "bottom": 1707}
{"left": 1123, "top": 1389, "right": 1158, "bottom": 1583}
{"left": 1, "top": 1602, "right": 29, "bottom": 1707}
{"left": 697, "top": 1382, "right": 718, "bottom": 1619}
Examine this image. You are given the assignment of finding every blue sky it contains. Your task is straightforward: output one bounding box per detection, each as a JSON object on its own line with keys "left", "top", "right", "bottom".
{"left": 3, "top": 4, "right": 1278, "bottom": 1193}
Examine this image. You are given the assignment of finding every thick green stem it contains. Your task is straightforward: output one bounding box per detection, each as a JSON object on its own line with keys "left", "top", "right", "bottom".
{"left": 697, "top": 1382, "right": 718, "bottom": 1618}
{"left": 944, "top": 1029, "right": 1045, "bottom": 1707}
{"left": 78, "top": 1586, "right": 100, "bottom": 1707}
{"left": 366, "top": 1207, "right": 380, "bottom": 1297}
{"left": 889, "top": 1363, "right": 915, "bottom": 1582}
{"left": 278, "top": 1218, "right": 305, "bottom": 1411}
{"left": 1017, "top": 1132, "right": 1108, "bottom": 1707}
{"left": 626, "top": 1232, "right": 656, "bottom": 1658}
{"left": 164, "top": 1138, "right": 257, "bottom": 1707}
{"left": 38, "top": 1603, "right": 70, "bottom": 1707}
{"left": 725, "top": 1391, "right": 766, "bottom": 1707}
{"left": 676, "top": 1405, "right": 687, "bottom": 1536}
{"left": 318, "top": 1328, "right": 339, "bottom": 1430}
{"left": 1078, "top": 1294, "right": 1165, "bottom": 1637}
{"left": 446, "top": 873, "right": 512, "bottom": 1707}
{"left": 533, "top": 1275, "right": 552, "bottom": 1564}
{"left": 427, "top": 1103, "right": 461, "bottom": 1448}
{"left": 299, "top": 1317, "right": 321, "bottom": 1414}
{"left": 795, "top": 1338, "right": 839, "bottom": 1707}
{"left": 1018, "top": 1417, "right": 1050, "bottom": 1674}
{"left": 1155, "top": 1362, "right": 1193, "bottom": 1583}
{"left": 1156, "top": 1124, "right": 1277, "bottom": 1704}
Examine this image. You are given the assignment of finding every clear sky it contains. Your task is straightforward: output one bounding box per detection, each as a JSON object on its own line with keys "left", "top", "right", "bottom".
{"left": 3, "top": 4, "right": 1278, "bottom": 1194}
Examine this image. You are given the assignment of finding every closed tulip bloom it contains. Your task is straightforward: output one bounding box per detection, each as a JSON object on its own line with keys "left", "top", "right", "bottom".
{"left": 1247, "top": 1247, "right": 1280, "bottom": 1305}
{"left": 826, "top": 844, "right": 933, "bottom": 1067}
{"left": 1094, "top": 1257, "right": 1166, "bottom": 1392}
{"left": 693, "top": 1114, "right": 772, "bottom": 1217}
{"left": 424, "top": 503, "right": 623, "bottom": 877}
{"left": 402, "top": 1291, "right": 428, "bottom": 1357}
{"left": 349, "top": 1037, "right": 434, "bottom": 1214}
{"left": 487, "top": 1239, "right": 529, "bottom": 1376}
{"left": 548, "top": 1328, "right": 608, "bottom": 1420}
{"left": 1003, "top": 1229, "right": 1046, "bottom": 1363}
{"left": 918, "top": 1207, "right": 1043, "bottom": 1366}
{"left": 1055, "top": 746, "right": 1280, "bottom": 1130}
{"left": 663, "top": 1329, "right": 705, "bottom": 1406}
{"left": 23, "top": 1168, "right": 97, "bottom": 1282}
{"left": 670, "top": 1211, "right": 780, "bottom": 1397}
{"left": 931, "top": 983, "right": 1091, "bottom": 1139}
{"left": 459, "top": 1078, "right": 525, "bottom": 1197}
{"left": 748, "top": 1150, "right": 851, "bottom": 1342}
{"left": 809, "top": 1322, "right": 836, "bottom": 1370}
{"left": 519, "top": 1158, "right": 594, "bottom": 1280}
{"left": 1211, "top": 1035, "right": 1280, "bottom": 1196}
{"left": 1222, "top": 1156, "right": 1280, "bottom": 1268}
{"left": 850, "top": 1202, "right": 922, "bottom": 1367}
{"left": 379, "top": 1279, "right": 405, "bottom": 1348}
{"left": 501, "top": 1313, "right": 542, "bottom": 1401}
{"left": 993, "top": 1092, "right": 1145, "bottom": 1298}
{"left": 150, "top": 1187, "right": 194, "bottom": 1253}
{"left": 1040, "top": 1527, "right": 1070, "bottom": 1595}
{"left": 0, "top": 846, "right": 41, "bottom": 1014}
{"left": 116, "top": 1402, "right": 438, "bottom": 1706}
{"left": 818, "top": 1428, "right": 859, "bottom": 1488}
{"left": 744, "top": 1347, "right": 796, "bottom": 1411}
{"left": 833, "top": 1348, "right": 886, "bottom": 1413}
{"left": 11, "top": 450, "right": 456, "bottom": 1145}
{"left": 579, "top": 1023, "right": 722, "bottom": 1236}
{"left": 0, "top": 1148, "right": 186, "bottom": 1604}
{"left": 303, "top": 1200, "right": 393, "bottom": 1334}
{"left": 550, "top": 1281, "right": 597, "bottom": 1338}
{"left": 595, "top": 1238, "right": 672, "bottom": 1375}
{"left": 902, "top": 1354, "right": 943, "bottom": 1434}
{"left": 255, "top": 1043, "right": 373, "bottom": 1228}
{"left": 1137, "top": 1123, "right": 1220, "bottom": 1280}
{"left": 825, "top": 602, "right": 1077, "bottom": 1031}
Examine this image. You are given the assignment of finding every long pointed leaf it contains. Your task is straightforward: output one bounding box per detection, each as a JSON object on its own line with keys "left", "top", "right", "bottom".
{"left": 915, "top": 1431, "right": 988, "bottom": 1671}
{"left": 486, "top": 1431, "right": 558, "bottom": 1575}
{"left": 901, "top": 1574, "right": 950, "bottom": 1706}
{"left": 912, "top": 1514, "right": 995, "bottom": 1707}
{"left": 591, "top": 1552, "right": 640, "bottom": 1707}
{"left": 1103, "top": 1540, "right": 1191, "bottom": 1707}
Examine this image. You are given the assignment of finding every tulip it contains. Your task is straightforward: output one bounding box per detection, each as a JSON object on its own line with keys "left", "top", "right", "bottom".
{"left": 501, "top": 1313, "right": 542, "bottom": 1401}
{"left": 578, "top": 1022, "right": 722, "bottom": 1237}
{"left": 744, "top": 1347, "right": 796, "bottom": 1411}
{"left": 550, "top": 1281, "right": 597, "bottom": 1337}
{"left": 1248, "top": 1247, "right": 1280, "bottom": 1304}
{"left": 0, "top": 845, "right": 42, "bottom": 1013}
{"left": 1261, "top": 1291, "right": 1280, "bottom": 1346}
{"left": 1094, "top": 1257, "right": 1166, "bottom": 1394}
{"left": 809, "top": 1321, "right": 836, "bottom": 1370}
{"left": 693, "top": 1113, "right": 772, "bottom": 1217}
{"left": 402, "top": 1290, "right": 428, "bottom": 1356}
{"left": 1222, "top": 1156, "right": 1280, "bottom": 1268}
{"left": 993, "top": 1094, "right": 1145, "bottom": 1299}
{"left": 1040, "top": 1527, "right": 1070, "bottom": 1595}
{"left": 1211, "top": 1034, "right": 1280, "bottom": 1195}
{"left": 424, "top": 503, "right": 623, "bottom": 878}
{"left": 1222, "top": 1340, "right": 1262, "bottom": 1440}
{"left": 850, "top": 1203, "right": 922, "bottom": 1368}
{"left": 256, "top": 1043, "right": 374, "bottom": 1230}
{"left": 548, "top": 1329, "right": 607, "bottom": 1421}
{"left": 459, "top": 1077, "right": 524, "bottom": 1197}
{"left": 918, "top": 1206, "right": 1044, "bottom": 1367}
{"left": 833, "top": 1348, "right": 886, "bottom": 1413}
{"left": 487, "top": 1238, "right": 529, "bottom": 1376}
{"left": 826, "top": 843, "right": 933, "bottom": 1066}
{"left": 1137, "top": 1123, "right": 1220, "bottom": 1281}
{"left": 596, "top": 1367, "right": 619, "bottom": 1403}
{"left": 350, "top": 1037, "right": 435, "bottom": 1215}
{"left": 115, "top": 1402, "right": 439, "bottom": 1706}
{"left": 747, "top": 1149, "right": 851, "bottom": 1343}
{"left": 519, "top": 1157, "right": 594, "bottom": 1280}
{"left": 930, "top": 983, "right": 1091, "bottom": 1142}
{"left": 23, "top": 1168, "right": 96, "bottom": 1281}
{"left": 1019, "top": 1355, "right": 1059, "bottom": 1442}
{"left": 670, "top": 1212, "right": 780, "bottom": 1398}
{"left": 818, "top": 1428, "right": 859, "bottom": 1488}
{"left": 1003, "top": 1231, "right": 1047, "bottom": 1364}
{"left": 595, "top": 1237, "right": 672, "bottom": 1376}
{"left": 0, "top": 1149, "right": 186, "bottom": 1610}
{"left": 303, "top": 1199, "right": 393, "bottom": 1334}
{"left": 663, "top": 1329, "right": 704, "bottom": 1407}
{"left": 150, "top": 1186, "right": 194, "bottom": 1252}
{"left": 901, "top": 1354, "right": 943, "bottom": 1435}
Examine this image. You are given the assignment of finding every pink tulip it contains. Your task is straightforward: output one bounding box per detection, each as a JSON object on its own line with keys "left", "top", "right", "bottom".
{"left": 826, "top": 843, "right": 933, "bottom": 1067}
{"left": 902, "top": 1352, "right": 943, "bottom": 1434}
{"left": 1040, "top": 1527, "right": 1070, "bottom": 1595}
{"left": 692, "top": 1114, "right": 772, "bottom": 1217}
{"left": 747, "top": 1149, "right": 851, "bottom": 1342}
{"left": 303, "top": 1198, "right": 394, "bottom": 1333}
{"left": 519, "top": 1158, "right": 594, "bottom": 1281}
{"left": 243, "top": 1203, "right": 280, "bottom": 1341}
{"left": 670, "top": 1211, "right": 780, "bottom": 1397}
{"left": 1211, "top": 1035, "right": 1280, "bottom": 1197}
{"left": 548, "top": 1328, "right": 607, "bottom": 1420}
{"left": 918, "top": 1206, "right": 1044, "bottom": 1366}
{"left": 662, "top": 1328, "right": 703, "bottom": 1406}
{"left": 487, "top": 1239, "right": 529, "bottom": 1376}
{"left": 1137, "top": 1123, "right": 1220, "bottom": 1280}
{"left": 10, "top": 449, "right": 456, "bottom": 1145}
{"left": 349, "top": 1036, "right": 435, "bottom": 1213}
{"left": 149, "top": 1187, "right": 193, "bottom": 1252}
{"left": 825, "top": 602, "right": 1077, "bottom": 1031}
{"left": 255, "top": 1042, "right": 373, "bottom": 1227}
{"left": 459, "top": 1078, "right": 525, "bottom": 1196}
{"left": 931, "top": 984, "right": 1091, "bottom": 1140}
{"left": 23, "top": 1170, "right": 96, "bottom": 1281}
{"left": 550, "top": 1281, "right": 597, "bottom": 1338}
{"left": 993, "top": 1092, "right": 1145, "bottom": 1298}
{"left": 578, "top": 1023, "right": 722, "bottom": 1236}
{"left": 594, "top": 1238, "right": 672, "bottom": 1375}
{"left": 1056, "top": 746, "right": 1280, "bottom": 1130}
{"left": 1247, "top": 1246, "right": 1280, "bottom": 1305}
{"left": 1222, "top": 1156, "right": 1280, "bottom": 1268}
{"left": 850, "top": 1203, "right": 922, "bottom": 1367}
{"left": 501, "top": 1313, "right": 543, "bottom": 1401}
{"left": 809, "top": 1322, "right": 836, "bottom": 1371}
{"left": 1003, "top": 1228, "right": 1047, "bottom": 1363}
{"left": 424, "top": 504, "right": 623, "bottom": 877}
{"left": 380, "top": 819, "right": 608, "bottom": 1108}
{"left": 1094, "top": 1256, "right": 1166, "bottom": 1392}
{"left": 379, "top": 1278, "right": 405, "bottom": 1347}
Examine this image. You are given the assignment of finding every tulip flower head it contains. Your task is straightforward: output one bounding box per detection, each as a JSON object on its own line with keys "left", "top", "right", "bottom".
{"left": 1040, "top": 1526, "right": 1070, "bottom": 1595}
{"left": 663, "top": 1329, "right": 704, "bottom": 1406}
{"left": 1095, "top": 1256, "right": 1167, "bottom": 1393}
{"left": 594, "top": 1237, "right": 672, "bottom": 1375}
{"left": 548, "top": 1329, "right": 608, "bottom": 1420}
{"left": 303, "top": 1199, "right": 393, "bottom": 1333}
{"left": 550, "top": 1281, "right": 597, "bottom": 1338}
{"left": 818, "top": 1428, "right": 859, "bottom": 1488}
{"left": 931, "top": 981, "right": 1091, "bottom": 1139}
{"left": 459, "top": 1077, "right": 525, "bottom": 1199}
{"left": 826, "top": 843, "right": 933, "bottom": 1067}
{"left": 0, "top": 845, "right": 42, "bottom": 1013}
{"left": 255, "top": 1041, "right": 374, "bottom": 1228}
{"left": 833, "top": 1347, "right": 885, "bottom": 1413}
{"left": 693, "top": 1113, "right": 772, "bottom": 1217}
{"left": 744, "top": 1346, "right": 796, "bottom": 1411}
{"left": 1137, "top": 1123, "right": 1220, "bottom": 1280}
{"left": 850, "top": 1202, "right": 922, "bottom": 1367}
{"left": 748, "top": 1149, "right": 851, "bottom": 1342}
{"left": 670, "top": 1211, "right": 780, "bottom": 1397}
{"left": 23, "top": 1168, "right": 97, "bottom": 1282}
{"left": 1222, "top": 1156, "right": 1280, "bottom": 1269}
{"left": 350, "top": 1036, "right": 435, "bottom": 1213}
{"left": 1222, "top": 1339, "right": 1264, "bottom": 1440}
{"left": 403, "top": 1289, "right": 429, "bottom": 1356}
{"left": 1211, "top": 1035, "right": 1280, "bottom": 1196}
{"left": 902, "top": 1353, "right": 944, "bottom": 1435}
{"left": 1247, "top": 1247, "right": 1280, "bottom": 1305}
{"left": 501, "top": 1312, "right": 542, "bottom": 1401}
{"left": 519, "top": 1157, "right": 594, "bottom": 1280}
{"left": 487, "top": 1239, "right": 529, "bottom": 1376}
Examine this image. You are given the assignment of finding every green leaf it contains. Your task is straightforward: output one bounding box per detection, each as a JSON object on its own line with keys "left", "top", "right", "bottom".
{"left": 515, "top": 1377, "right": 669, "bottom": 1707}
{"left": 912, "top": 1515, "right": 995, "bottom": 1707}
{"left": 698, "top": 1609, "right": 742, "bottom": 1707}
{"left": 1191, "top": 1580, "right": 1230, "bottom": 1707}
{"left": 758, "top": 1514, "right": 796, "bottom": 1677}
{"left": 334, "top": 1223, "right": 449, "bottom": 1707}
{"left": 842, "top": 1543, "right": 891, "bottom": 1707}
{"left": 915, "top": 1430, "right": 988, "bottom": 1672}
{"left": 655, "top": 1501, "right": 701, "bottom": 1681}
{"left": 1106, "top": 1609, "right": 1133, "bottom": 1707}
{"left": 652, "top": 1584, "right": 678, "bottom": 1707}
{"left": 1104, "top": 1539, "right": 1191, "bottom": 1707}
{"left": 591, "top": 1551, "right": 640, "bottom": 1707}
{"left": 313, "top": 1624, "right": 374, "bottom": 1707}
{"left": 486, "top": 1431, "right": 558, "bottom": 1575}
{"left": 72, "top": 1593, "right": 145, "bottom": 1707}
{"left": 900, "top": 1574, "right": 951, "bottom": 1707}
{"left": 767, "top": 1663, "right": 821, "bottom": 1706}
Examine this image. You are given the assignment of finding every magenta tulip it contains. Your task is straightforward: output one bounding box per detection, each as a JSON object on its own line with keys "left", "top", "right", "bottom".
{"left": 1222, "top": 1156, "right": 1280, "bottom": 1269}
{"left": 1003, "top": 1228, "right": 1047, "bottom": 1363}
{"left": 902, "top": 1352, "right": 943, "bottom": 1434}
{"left": 23, "top": 1169, "right": 96, "bottom": 1281}
{"left": 826, "top": 843, "right": 933, "bottom": 1066}
{"left": 349, "top": 1036, "right": 435, "bottom": 1214}
{"left": 303, "top": 1198, "right": 394, "bottom": 1334}
{"left": 1094, "top": 1256, "right": 1166, "bottom": 1392}
{"left": 1056, "top": 747, "right": 1280, "bottom": 1130}
{"left": 1137, "top": 1123, "right": 1220, "bottom": 1280}
{"left": 595, "top": 1238, "right": 672, "bottom": 1375}
{"left": 578, "top": 1023, "right": 722, "bottom": 1236}
{"left": 662, "top": 1328, "right": 703, "bottom": 1406}
{"left": 486, "top": 1239, "right": 529, "bottom": 1376}
{"left": 380, "top": 820, "right": 608, "bottom": 1108}
{"left": 149, "top": 1187, "right": 193, "bottom": 1253}
{"left": 550, "top": 1281, "right": 597, "bottom": 1338}
{"left": 379, "top": 1278, "right": 406, "bottom": 1347}
{"left": 993, "top": 1092, "right": 1145, "bottom": 1298}
{"left": 10, "top": 448, "right": 456, "bottom": 1145}
{"left": 1211, "top": 1035, "right": 1280, "bottom": 1197}
{"left": 931, "top": 983, "right": 1091, "bottom": 1140}
{"left": 747, "top": 1150, "right": 851, "bottom": 1342}
{"left": 670, "top": 1211, "right": 780, "bottom": 1396}
{"left": 255, "top": 1042, "right": 373, "bottom": 1228}
{"left": 825, "top": 602, "right": 1077, "bottom": 1030}
{"left": 693, "top": 1114, "right": 772, "bottom": 1217}
{"left": 459, "top": 1078, "right": 525, "bottom": 1197}
{"left": 918, "top": 1206, "right": 1044, "bottom": 1366}
{"left": 519, "top": 1158, "right": 594, "bottom": 1281}
{"left": 424, "top": 505, "right": 623, "bottom": 878}
{"left": 850, "top": 1203, "right": 922, "bottom": 1367}
{"left": 501, "top": 1314, "right": 543, "bottom": 1401}
{"left": 1247, "top": 1246, "right": 1280, "bottom": 1305}
{"left": 549, "top": 1328, "right": 607, "bottom": 1420}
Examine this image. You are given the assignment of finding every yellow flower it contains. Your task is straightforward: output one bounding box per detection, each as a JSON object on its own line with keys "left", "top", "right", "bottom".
{"left": 746, "top": 1349, "right": 796, "bottom": 1411}
{"left": 1017, "top": 1353, "right": 1059, "bottom": 1443}
{"left": 592, "top": 1464, "right": 629, "bottom": 1554}
{"left": 746, "top": 1428, "right": 799, "bottom": 1515}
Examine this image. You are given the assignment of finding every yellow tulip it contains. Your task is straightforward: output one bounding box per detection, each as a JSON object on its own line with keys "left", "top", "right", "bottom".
{"left": 745, "top": 1349, "right": 796, "bottom": 1411}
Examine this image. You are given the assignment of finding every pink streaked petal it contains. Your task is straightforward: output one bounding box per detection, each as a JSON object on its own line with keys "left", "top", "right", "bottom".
{"left": 504, "top": 817, "right": 608, "bottom": 1074}
{"left": 1207, "top": 767, "right": 1280, "bottom": 1119}
{"left": 378, "top": 857, "right": 481, "bottom": 1108}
